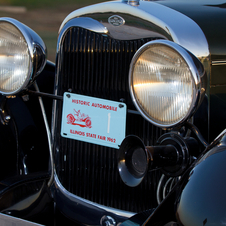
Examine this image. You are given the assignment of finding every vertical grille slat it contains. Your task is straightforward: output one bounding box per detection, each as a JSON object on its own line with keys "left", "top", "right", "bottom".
{"left": 55, "top": 27, "right": 165, "bottom": 213}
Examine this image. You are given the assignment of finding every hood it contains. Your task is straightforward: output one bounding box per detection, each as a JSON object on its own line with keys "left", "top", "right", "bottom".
{"left": 156, "top": 0, "right": 226, "bottom": 61}
{"left": 60, "top": 0, "right": 209, "bottom": 60}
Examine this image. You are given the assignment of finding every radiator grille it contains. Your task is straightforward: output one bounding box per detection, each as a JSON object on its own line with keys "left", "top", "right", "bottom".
{"left": 54, "top": 27, "right": 164, "bottom": 213}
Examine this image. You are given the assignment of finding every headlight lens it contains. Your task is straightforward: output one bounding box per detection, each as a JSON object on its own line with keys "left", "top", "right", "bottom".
{"left": 129, "top": 40, "right": 206, "bottom": 128}
{"left": 0, "top": 22, "right": 31, "bottom": 95}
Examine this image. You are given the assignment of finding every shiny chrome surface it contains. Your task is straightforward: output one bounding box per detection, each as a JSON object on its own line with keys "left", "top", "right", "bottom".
{"left": 57, "top": 17, "right": 108, "bottom": 53}
{"left": 212, "top": 60, "right": 226, "bottom": 66}
{"left": 129, "top": 40, "right": 207, "bottom": 128}
{"left": 108, "top": 15, "right": 125, "bottom": 26}
{"left": 0, "top": 18, "right": 46, "bottom": 75}
{"left": 155, "top": 0, "right": 226, "bottom": 62}
{"left": 53, "top": 173, "right": 135, "bottom": 223}
{"left": 59, "top": 1, "right": 209, "bottom": 59}
{"left": 128, "top": 0, "right": 140, "bottom": 6}
{"left": 54, "top": 16, "right": 109, "bottom": 145}
{"left": 0, "top": 18, "right": 46, "bottom": 63}
{"left": 0, "top": 18, "right": 46, "bottom": 95}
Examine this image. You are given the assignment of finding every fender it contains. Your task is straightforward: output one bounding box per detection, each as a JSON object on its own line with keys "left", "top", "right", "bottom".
{"left": 120, "top": 130, "right": 226, "bottom": 226}
{"left": 0, "top": 61, "right": 55, "bottom": 223}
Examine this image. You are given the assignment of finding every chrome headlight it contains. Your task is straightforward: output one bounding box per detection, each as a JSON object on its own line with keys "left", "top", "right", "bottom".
{"left": 129, "top": 40, "right": 206, "bottom": 128}
{"left": 0, "top": 18, "right": 46, "bottom": 95}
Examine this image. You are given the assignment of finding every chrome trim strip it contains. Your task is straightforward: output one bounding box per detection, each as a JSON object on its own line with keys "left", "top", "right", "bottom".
{"left": 54, "top": 173, "right": 135, "bottom": 219}
{"left": 59, "top": 11, "right": 108, "bottom": 33}
{"left": 53, "top": 17, "right": 109, "bottom": 142}
{"left": 57, "top": 17, "right": 108, "bottom": 53}
{"left": 212, "top": 61, "right": 226, "bottom": 66}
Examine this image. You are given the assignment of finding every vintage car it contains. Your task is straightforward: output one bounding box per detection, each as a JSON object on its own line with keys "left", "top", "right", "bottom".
{"left": 0, "top": 0, "right": 226, "bottom": 225}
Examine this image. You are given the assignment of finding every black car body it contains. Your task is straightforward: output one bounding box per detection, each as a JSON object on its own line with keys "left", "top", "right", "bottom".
{"left": 0, "top": 0, "right": 226, "bottom": 226}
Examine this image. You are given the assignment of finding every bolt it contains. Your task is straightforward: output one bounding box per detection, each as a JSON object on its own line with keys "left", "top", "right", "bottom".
{"left": 120, "top": 98, "right": 126, "bottom": 103}
{"left": 5, "top": 116, "right": 11, "bottom": 122}
{"left": 22, "top": 95, "right": 29, "bottom": 102}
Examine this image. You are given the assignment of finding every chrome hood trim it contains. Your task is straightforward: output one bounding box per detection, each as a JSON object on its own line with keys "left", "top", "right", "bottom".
{"left": 57, "top": 17, "right": 108, "bottom": 53}
{"left": 59, "top": 1, "right": 209, "bottom": 59}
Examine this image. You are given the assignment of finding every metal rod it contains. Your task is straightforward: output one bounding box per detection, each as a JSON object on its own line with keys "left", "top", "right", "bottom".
{"left": 127, "top": 109, "right": 140, "bottom": 115}
{"left": 185, "top": 121, "right": 209, "bottom": 148}
{"left": 33, "top": 82, "right": 54, "bottom": 187}
{"left": 25, "top": 89, "right": 63, "bottom": 100}
{"left": 26, "top": 89, "right": 140, "bottom": 116}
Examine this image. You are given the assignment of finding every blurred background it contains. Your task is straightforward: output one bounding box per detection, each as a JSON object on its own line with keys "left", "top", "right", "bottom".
{"left": 0, "top": 0, "right": 104, "bottom": 62}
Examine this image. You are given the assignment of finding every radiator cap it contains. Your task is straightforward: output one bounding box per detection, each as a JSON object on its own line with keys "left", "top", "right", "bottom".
{"left": 129, "top": 0, "right": 140, "bottom": 6}
{"left": 121, "top": 0, "right": 140, "bottom": 6}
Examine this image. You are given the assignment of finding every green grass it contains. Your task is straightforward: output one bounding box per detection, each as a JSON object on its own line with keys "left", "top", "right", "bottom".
{"left": 0, "top": 0, "right": 103, "bottom": 9}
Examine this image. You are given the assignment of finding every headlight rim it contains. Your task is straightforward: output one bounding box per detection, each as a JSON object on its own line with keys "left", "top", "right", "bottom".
{"left": 129, "top": 39, "right": 205, "bottom": 129}
{"left": 0, "top": 17, "right": 47, "bottom": 95}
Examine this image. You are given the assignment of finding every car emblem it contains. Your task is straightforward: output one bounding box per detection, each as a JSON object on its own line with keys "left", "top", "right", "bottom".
{"left": 108, "top": 15, "right": 125, "bottom": 26}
